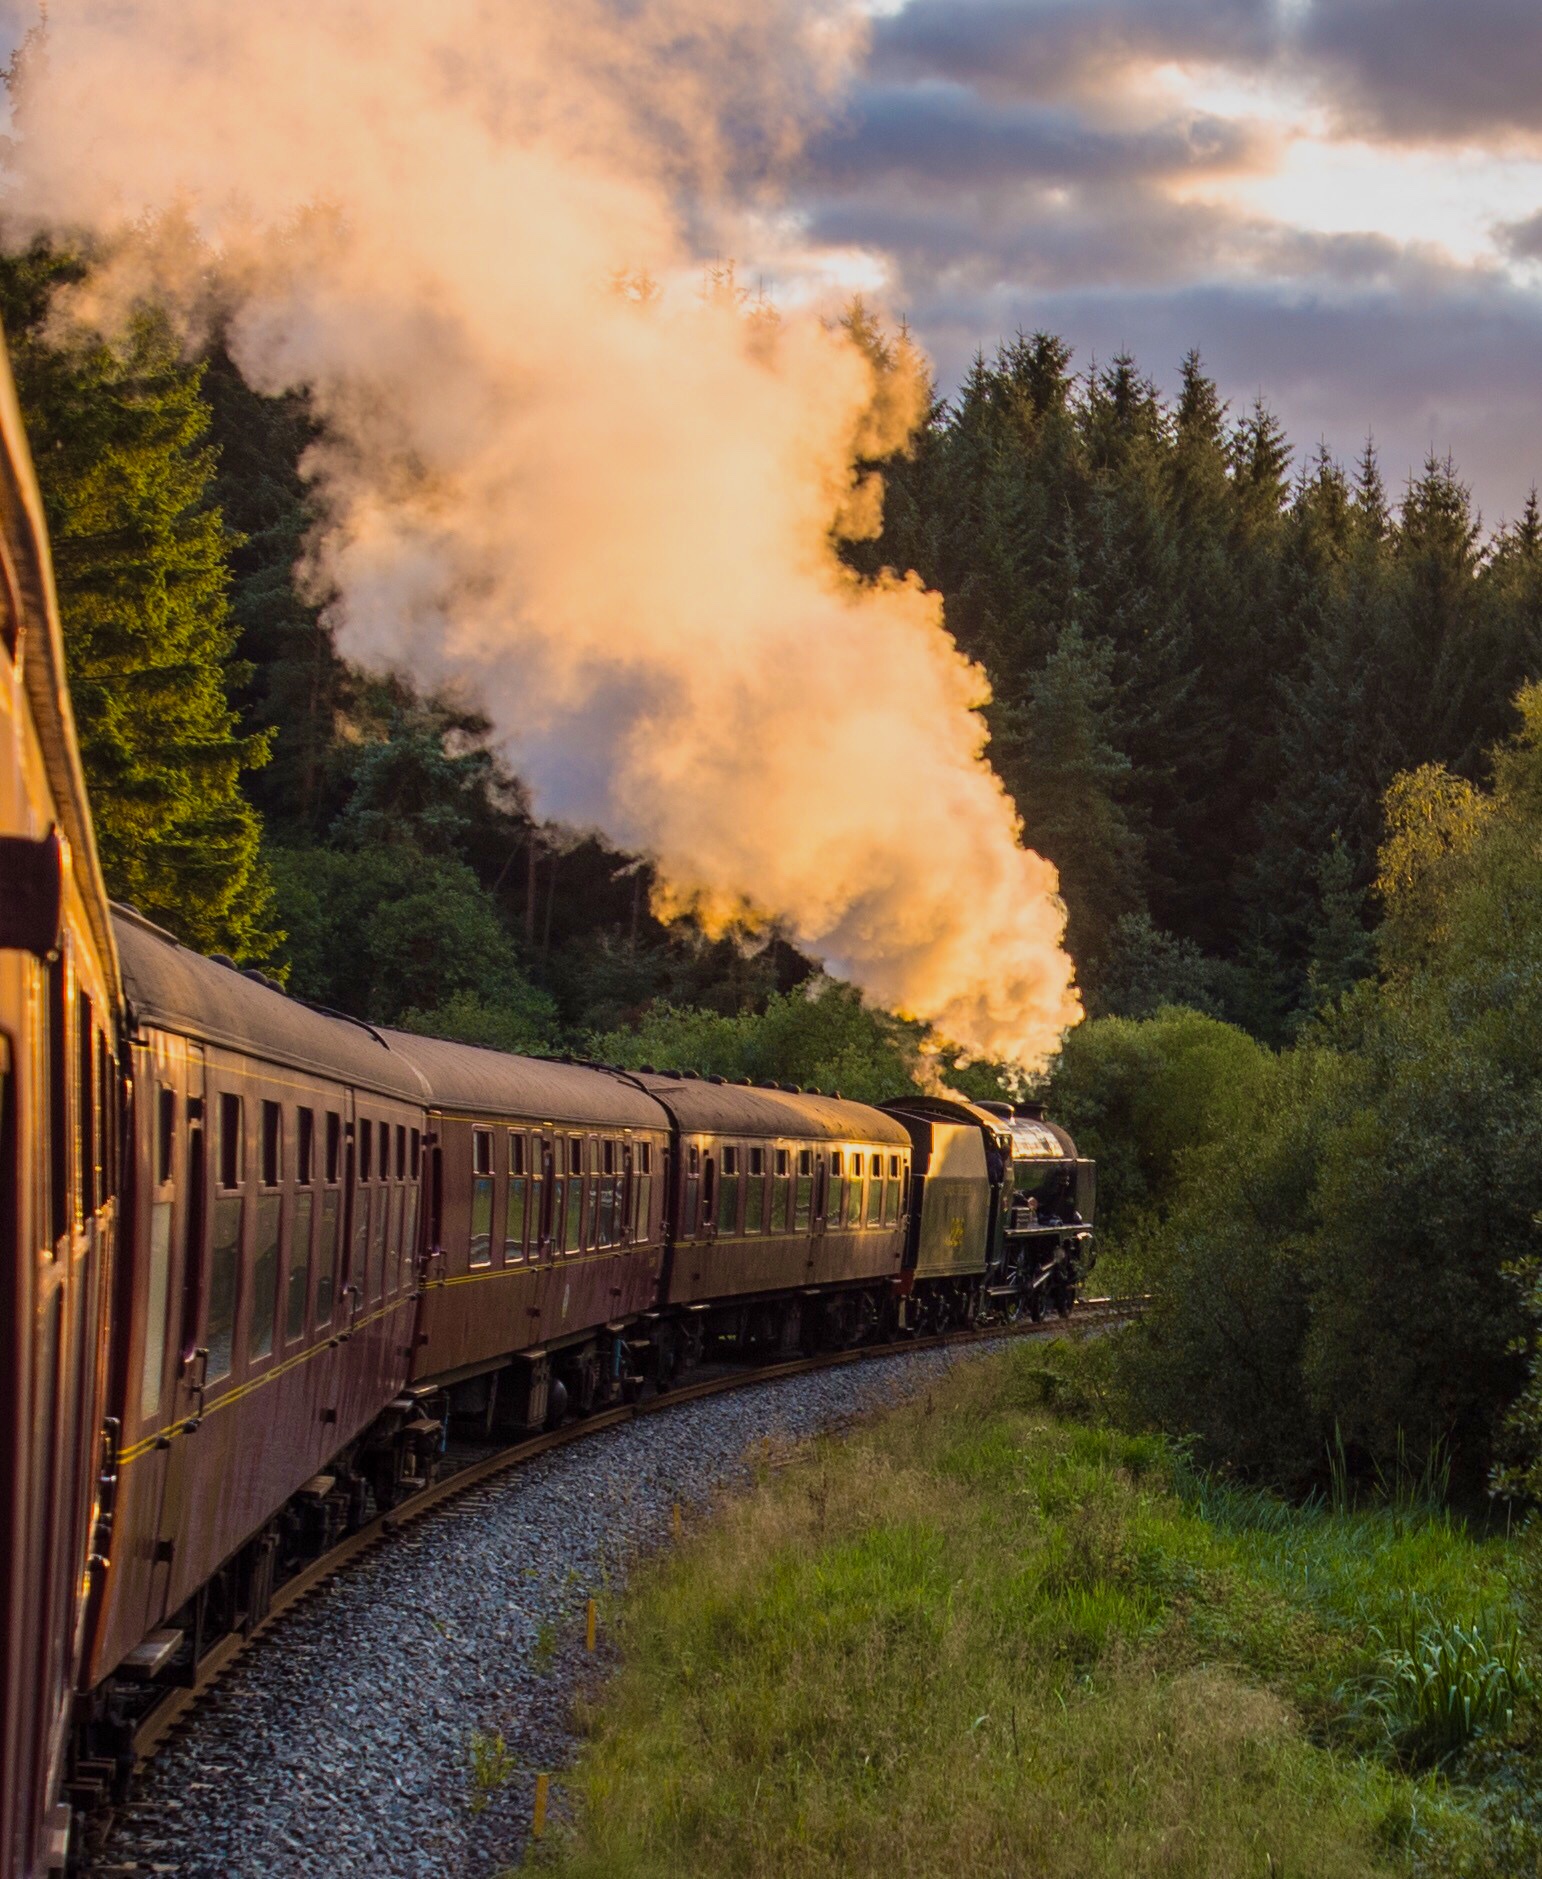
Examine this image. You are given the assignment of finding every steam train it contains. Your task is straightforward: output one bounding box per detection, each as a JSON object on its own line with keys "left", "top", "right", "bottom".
{"left": 0, "top": 332, "right": 1095, "bottom": 1874}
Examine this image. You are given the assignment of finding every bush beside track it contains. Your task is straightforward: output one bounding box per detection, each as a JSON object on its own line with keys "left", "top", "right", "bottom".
{"left": 533, "top": 1337, "right": 1542, "bottom": 1879}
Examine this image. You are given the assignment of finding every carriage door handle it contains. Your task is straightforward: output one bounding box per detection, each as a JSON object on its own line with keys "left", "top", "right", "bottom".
{"left": 182, "top": 1346, "right": 209, "bottom": 1429}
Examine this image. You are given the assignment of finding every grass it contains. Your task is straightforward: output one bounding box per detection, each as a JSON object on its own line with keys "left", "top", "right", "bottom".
{"left": 468, "top": 1728, "right": 517, "bottom": 1813}
{"left": 525, "top": 1340, "right": 1541, "bottom": 1877}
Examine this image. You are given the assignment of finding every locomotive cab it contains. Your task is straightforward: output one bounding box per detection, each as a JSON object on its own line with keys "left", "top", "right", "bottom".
{"left": 995, "top": 1104, "right": 1095, "bottom": 1320}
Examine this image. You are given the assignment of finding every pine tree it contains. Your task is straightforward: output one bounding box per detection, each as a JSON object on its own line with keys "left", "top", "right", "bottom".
{"left": 993, "top": 614, "right": 1142, "bottom": 981}
{"left": 0, "top": 243, "right": 276, "bottom": 959}
{"left": 203, "top": 343, "right": 350, "bottom": 838}
{"left": 1301, "top": 832, "right": 1373, "bottom": 1015}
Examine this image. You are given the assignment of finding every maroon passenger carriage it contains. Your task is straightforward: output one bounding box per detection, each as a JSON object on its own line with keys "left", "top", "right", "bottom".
{"left": 85, "top": 910, "right": 431, "bottom": 1703}
{"left": 0, "top": 334, "right": 121, "bottom": 1876}
{"left": 626, "top": 1072, "right": 913, "bottom": 1359}
{"left": 385, "top": 1031, "right": 671, "bottom": 1431}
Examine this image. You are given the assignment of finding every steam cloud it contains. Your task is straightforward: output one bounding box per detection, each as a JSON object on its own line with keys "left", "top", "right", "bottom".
{"left": 2, "top": 0, "right": 1082, "bottom": 1065}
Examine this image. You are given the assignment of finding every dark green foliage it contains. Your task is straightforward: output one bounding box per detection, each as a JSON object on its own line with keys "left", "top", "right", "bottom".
{"left": 268, "top": 842, "right": 546, "bottom": 1027}
{"left": 1044, "top": 1005, "right": 1272, "bottom": 1245}
{"left": 1, "top": 244, "right": 275, "bottom": 957}
{"left": 1094, "top": 692, "right": 1542, "bottom": 1494}
{"left": 588, "top": 977, "right": 925, "bottom": 1105}
{"left": 1092, "top": 913, "right": 1244, "bottom": 1023}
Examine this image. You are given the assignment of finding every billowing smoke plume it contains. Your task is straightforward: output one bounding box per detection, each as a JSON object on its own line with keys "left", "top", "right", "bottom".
{"left": 2, "top": 0, "right": 1082, "bottom": 1064}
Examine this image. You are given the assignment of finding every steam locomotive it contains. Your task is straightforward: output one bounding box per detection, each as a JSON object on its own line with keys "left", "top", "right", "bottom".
{"left": 0, "top": 333, "right": 1094, "bottom": 1874}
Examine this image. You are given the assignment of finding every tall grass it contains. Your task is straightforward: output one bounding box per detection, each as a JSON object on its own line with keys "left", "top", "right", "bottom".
{"left": 1369, "top": 1604, "right": 1532, "bottom": 1763}
{"left": 528, "top": 1343, "right": 1533, "bottom": 1877}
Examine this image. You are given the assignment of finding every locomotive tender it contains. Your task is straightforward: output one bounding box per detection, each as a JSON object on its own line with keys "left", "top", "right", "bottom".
{"left": 0, "top": 327, "right": 1095, "bottom": 1873}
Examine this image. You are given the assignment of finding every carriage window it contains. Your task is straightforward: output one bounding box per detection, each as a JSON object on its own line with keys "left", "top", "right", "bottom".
{"left": 288, "top": 1186, "right": 313, "bottom": 1342}
{"left": 78, "top": 991, "right": 97, "bottom": 1215}
{"left": 250, "top": 1192, "right": 281, "bottom": 1361}
{"left": 379, "top": 1119, "right": 390, "bottom": 1177}
{"left": 396, "top": 1124, "right": 407, "bottom": 1180}
{"left": 325, "top": 1110, "right": 341, "bottom": 1183}
{"left": 402, "top": 1181, "right": 420, "bottom": 1279}
{"left": 99, "top": 1028, "right": 116, "bottom": 1200}
{"left": 410, "top": 1128, "right": 421, "bottom": 1178}
{"left": 867, "top": 1153, "right": 884, "bottom": 1225}
{"left": 297, "top": 1107, "right": 315, "bottom": 1186}
{"left": 849, "top": 1158, "right": 864, "bottom": 1227}
{"left": 598, "top": 1138, "right": 618, "bottom": 1246}
{"left": 745, "top": 1144, "right": 765, "bottom": 1233}
{"left": 826, "top": 1150, "right": 844, "bottom": 1228}
{"left": 372, "top": 1175, "right": 390, "bottom": 1295}
{"left": 718, "top": 1145, "right": 740, "bottom": 1236}
{"left": 359, "top": 1119, "right": 372, "bottom": 1182}
{"left": 207, "top": 1193, "right": 242, "bottom": 1382}
{"left": 470, "top": 1128, "right": 494, "bottom": 1266}
{"left": 157, "top": 1087, "right": 176, "bottom": 1184}
{"left": 771, "top": 1147, "right": 790, "bottom": 1232}
{"left": 506, "top": 1131, "right": 528, "bottom": 1259}
{"left": 352, "top": 1183, "right": 371, "bottom": 1299}
{"left": 219, "top": 1093, "right": 243, "bottom": 1189}
{"left": 884, "top": 1154, "right": 902, "bottom": 1225}
{"left": 316, "top": 1189, "right": 339, "bottom": 1325}
{"left": 261, "top": 1101, "right": 282, "bottom": 1187}
{"left": 632, "top": 1141, "right": 650, "bottom": 1239}
{"left": 141, "top": 1087, "right": 177, "bottom": 1422}
{"left": 540, "top": 1140, "right": 556, "bottom": 1252}
{"left": 794, "top": 1148, "right": 813, "bottom": 1230}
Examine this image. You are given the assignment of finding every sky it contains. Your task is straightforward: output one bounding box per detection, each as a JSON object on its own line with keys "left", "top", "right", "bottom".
{"left": 787, "top": 0, "right": 1542, "bottom": 529}
{"left": 3, "top": 0, "right": 1539, "bottom": 529}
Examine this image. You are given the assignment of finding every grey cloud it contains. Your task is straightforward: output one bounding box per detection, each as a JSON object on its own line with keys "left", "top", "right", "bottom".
{"left": 1300, "top": 0, "right": 1542, "bottom": 141}
{"left": 865, "top": 0, "right": 1542, "bottom": 145}
{"left": 868, "top": 0, "right": 1278, "bottom": 103}
{"left": 807, "top": 80, "right": 1258, "bottom": 191}
{"left": 1500, "top": 209, "right": 1542, "bottom": 260}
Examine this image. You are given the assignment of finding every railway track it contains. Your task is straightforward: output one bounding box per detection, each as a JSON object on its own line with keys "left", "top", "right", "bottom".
{"left": 114, "top": 1294, "right": 1143, "bottom": 1785}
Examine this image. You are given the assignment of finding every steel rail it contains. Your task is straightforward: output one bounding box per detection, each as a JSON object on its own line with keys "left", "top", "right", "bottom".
{"left": 123, "top": 1294, "right": 1146, "bottom": 1768}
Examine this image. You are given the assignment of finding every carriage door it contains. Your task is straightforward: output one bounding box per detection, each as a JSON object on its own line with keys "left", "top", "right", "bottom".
{"left": 148, "top": 1041, "right": 207, "bottom": 1625}
{"left": 538, "top": 1134, "right": 557, "bottom": 1260}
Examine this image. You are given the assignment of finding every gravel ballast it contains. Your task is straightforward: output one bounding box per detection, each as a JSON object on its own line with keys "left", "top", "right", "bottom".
{"left": 98, "top": 1341, "right": 1009, "bottom": 1878}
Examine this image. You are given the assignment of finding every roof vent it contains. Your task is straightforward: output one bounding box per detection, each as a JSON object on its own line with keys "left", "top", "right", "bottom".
{"left": 707, "top": 1073, "right": 727, "bottom": 1085}
{"left": 212, "top": 954, "right": 237, "bottom": 970}
{"left": 638, "top": 1063, "right": 656, "bottom": 1074}
{"left": 780, "top": 1082, "right": 800, "bottom": 1093}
